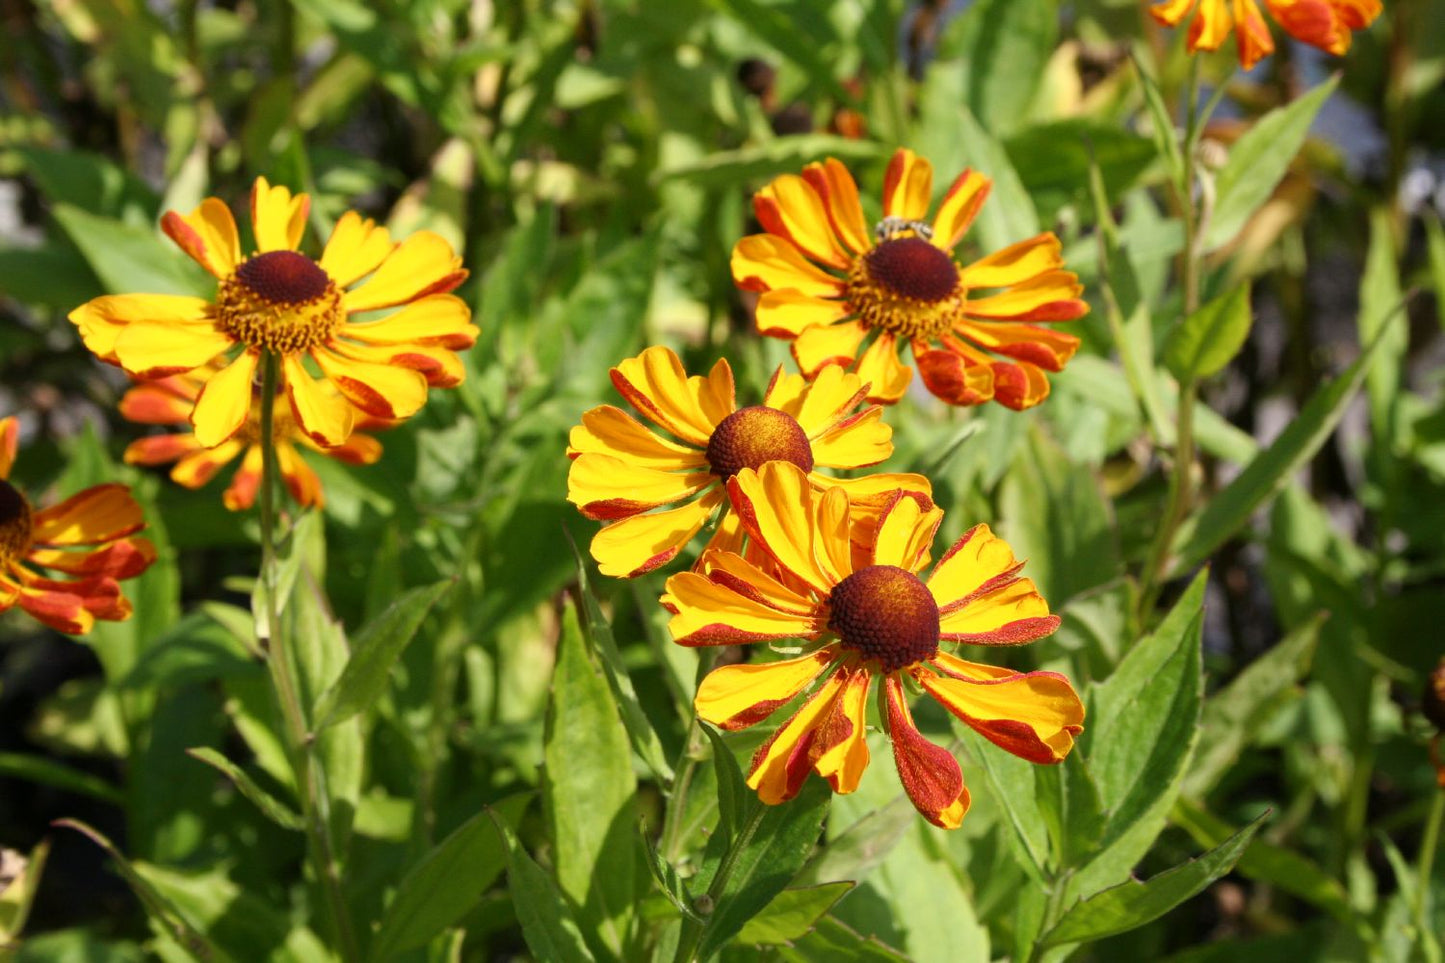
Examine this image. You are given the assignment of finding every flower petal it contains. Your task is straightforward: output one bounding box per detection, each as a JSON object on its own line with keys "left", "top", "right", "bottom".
{"left": 812, "top": 664, "right": 873, "bottom": 795}
{"left": 250, "top": 176, "right": 310, "bottom": 253}
{"left": 855, "top": 333, "right": 913, "bottom": 404}
{"left": 68, "top": 295, "right": 213, "bottom": 364}
{"left": 756, "top": 289, "right": 853, "bottom": 339}
{"left": 793, "top": 322, "right": 868, "bottom": 377}
{"left": 732, "top": 234, "right": 848, "bottom": 297}
{"left": 957, "top": 322, "right": 1080, "bottom": 373}
{"left": 26, "top": 538, "right": 156, "bottom": 579}
{"left": 0, "top": 417, "right": 15, "bottom": 479}
{"left": 754, "top": 174, "right": 852, "bottom": 271}
{"left": 813, "top": 472, "right": 932, "bottom": 515}
{"left": 989, "top": 360, "right": 1053, "bottom": 411}
{"left": 610, "top": 346, "right": 732, "bottom": 448}
{"left": 221, "top": 445, "right": 263, "bottom": 511}
{"left": 319, "top": 210, "right": 395, "bottom": 287}
{"left": 920, "top": 654, "right": 1084, "bottom": 764}
{"left": 120, "top": 377, "right": 199, "bottom": 425}
{"left": 17, "top": 584, "right": 96, "bottom": 634}
{"left": 746, "top": 670, "right": 846, "bottom": 804}
{"left": 727, "top": 462, "right": 835, "bottom": 595}
{"left": 161, "top": 198, "right": 240, "bottom": 277}
{"left": 806, "top": 407, "right": 891, "bottom": 469}
{"left": 171, "top": 439, "right": 244, "bottom": 488}
{"left": 277, "top": 442, "right": 324, "bottom": 508}
{"left": 885, "top": 675, "right": 969, "bottom": 829}
{"left": 283, "top": 353, "right": 355, "bottom": 448}
{"left": 964, "top": 271, "right": 1088, "bottom": 321}
{"left": 882, "top": 149, "right": 933, "bottom": 221}
{"left": 695, "top": 550, "right": 818, "bottom": 616}
{"left": 869, "top": 489, "right": 942, "bottom": 571}
{"left": 343, "top": 231, "right": 467, "bottom": 312}
{"left": 913, "top": 342, "right": 996, "bottom": 406}
{"left": 932, "top": 169, "right": 991, "bottom": 251}
{"left": 191, "top": 351, "right": 259, "bottom": 448}
{"left": 342, "top": 294, "right": 477, "bottom": 350}
{"left": 30, "top": 483, "right": 145, "bottom": 546}
{"left": 801, "top": 158, "right": 871, "bottom": 256}
{"left": 112, "top": 322, "right": 236, "bottom": 379}
{"left": 591, "top": 488, "right": 725, "bottom": 578}
{"left": 787, "top": 363, "right": 871, "bottom": 439}
{"left": 664, "top": 561, "right": 824, "bottom": 647}
{"left": 960, "top": 233, "right": 1064, "bottom": 289}
{"left": 568, "top": 453, "right": 715, "bottom": 520}
{"left": 567, "top": 404, "right": 705, "bottom": 470}
{"left": 313, "top": 347, "right": 429, "bottom": 420}
{"left": 695, "top": 649, "right": 835, "bottom": 730}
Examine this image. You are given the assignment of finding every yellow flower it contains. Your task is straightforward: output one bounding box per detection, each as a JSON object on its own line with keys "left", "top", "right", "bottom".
{"left": 0, "top": 417, "right": 156, "bottom": 635}
{"left": 731, "top": 148, "right": 1088, "bottom": 410}
{"left": 1150, "top": 0, "right": 1381, "bottom": 69}
{"left": 567, "top": 345, "right": 932, "bottom": 578}
{"left": 120, "top": 371, "right": 385, "bottom": 511}
{"left": 662, "top": 461, "right": 1083, "bottom": 829}
{"left": 68, "top": 177, "right": 478, "bottom": 449}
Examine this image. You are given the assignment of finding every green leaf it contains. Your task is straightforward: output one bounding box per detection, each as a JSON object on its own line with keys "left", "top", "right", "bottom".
{"left": 1040, "top": 813, "right": 1266, "bottom": 946}
{"left": 1358, "top": 207, "right": 1407, "bottom": 444}
{"left": 654, "top": 137, "right": 886, "bottom": 190}
{"left": 50, "top": 203, "right": 211, "bottom": 297}
{"left": 1169, "top": 304, "right": 1406, "bottom": 573}
{"left": 736, "top": 883, "right": 853, "bottom": 945}
{"left": 488, "top": 810, "right": 596, "bottom": 963}
{"left": 313, "top": 579, "right": 454, "bottom": 730}
{"left": 703, "top": 724, "right": 750, "bottom": 849}
{"left": 118, "top": 610, "right": 260, "bottom": 690}
{"left": 543, "top": 600, "right": 643, "bottom": 958}
{"left": 1131, "top": 54, "right": 1184, "bottom": 184}
{"left": 184, "top": 748, "right": 303, "bottom": 832}
{"left": 1426, "top": 213, "right": 1445, "bottom": 331}
{"left": 568, "top": 543, "right": 673, "bottom": 782}
{"left": 971, "top": 729, "right": 1051, "bottom": 880}
{"left": 696, "top": 778, "right": 831, "bottom": 961}
{"left": 0, "top": 753, "right": 122, "bottom": 804}
{"left": 1006, "top": 121, "right": 1156, "bottom": 221}
{"left": 1205, "top": 77, "right": 1337, "bottom": 250}
{"left": 794, "top": 794, "right": 915, "bottom": 888}
{"left": 941, "top": 0, "right": 1057, "bottom": 137}
{"left": 1069, "top": 573, "right": 1205, "bottom": 899}
{"left": 0, "top": 840, "right": 48, "bottom": 942}
{"left": 775, "top": 915, "right": 910, "bottom": 962}
{"left": 1183, "top": 614, "right": 1323, "bottom": 798}
{"left": 369, "top": 794, "right": 531, "bottom": 961}
{"left": 641, "top": 822, "right": 703, "bottom": 924}
{"left": 1164, "top": 284, "right": 1254, "bottom": 381}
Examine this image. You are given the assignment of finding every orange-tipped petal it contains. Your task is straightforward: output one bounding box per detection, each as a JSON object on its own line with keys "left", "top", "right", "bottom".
{"left": 695, "top": 649, "right": 836, "bottom": 730}
{"left": 920, "top": 653, "right": 1084, "bottom": 764}
{"left": 885, "top": 675, "right": 968, "bottom": 829}
{"left": 161, "top": 198, "right": 240, "bottom": 277}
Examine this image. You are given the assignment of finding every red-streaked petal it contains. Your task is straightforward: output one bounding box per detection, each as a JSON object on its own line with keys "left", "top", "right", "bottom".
{"left": 885, "top": 675, "right": 969, "bottom": 829}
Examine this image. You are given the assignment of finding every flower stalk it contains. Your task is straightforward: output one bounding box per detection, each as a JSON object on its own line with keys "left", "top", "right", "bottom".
{"left": 257, "top": 352, "right": 362, "bottom": 963}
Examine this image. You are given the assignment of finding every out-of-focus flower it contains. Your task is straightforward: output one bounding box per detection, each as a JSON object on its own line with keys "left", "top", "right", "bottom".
{"left": 0, "top": 417, "right": 155, "bottom": 635}
{"left": 662, "top": 461, "right": 1083, "bottom": 828}
{"left": 567, "top": 345, "right": 931, "bottom": 578}
{"left": 732, "top": 148, "right": 1088, "bottom": 410}
{"left": 69, "top": 177, "right": 477, "bottom": 449}
{"left": 1150, "top": 0, "right": 1382, "bottom": 70}
{"left": 120, "top": 372, "right": 384, "bottom": 511}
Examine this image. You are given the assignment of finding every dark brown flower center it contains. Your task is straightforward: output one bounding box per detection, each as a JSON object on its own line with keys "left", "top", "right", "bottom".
{"left": 706, "top": 406, "right": 814, "bottom": 479}
{"left": 863, "top": 237, "right": 958, "bottom": 304}
{"left": 0, "top": 479, "right": 33, "bottom": 564}
{"left": 236, "top": 250, "right": 331, "bottom": 305}
{"left": 828, "top": 564, "right": 939, "bottom": 673}
{"left": 217, "top": 252, "right": 343, "bottom": 354}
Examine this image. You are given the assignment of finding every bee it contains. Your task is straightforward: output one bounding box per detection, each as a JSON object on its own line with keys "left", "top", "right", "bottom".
{"left": 875, "top": 216, "right": 933, "bottom": 242}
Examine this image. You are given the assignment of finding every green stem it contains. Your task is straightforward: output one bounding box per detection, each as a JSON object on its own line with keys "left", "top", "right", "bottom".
{"left": 1415, "top": 783, "right": 1443, "bottom": 961}
{"left": 257, "top": 353, "right": 362, "bottom": 963}
{"left": 672, "top": 798, "right": 769, "bottom": 963}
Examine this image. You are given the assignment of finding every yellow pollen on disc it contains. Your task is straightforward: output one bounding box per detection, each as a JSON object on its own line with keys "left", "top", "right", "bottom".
{"left": 706, "top": 406, "right": 815, "bottom": 479}
{"left": 847, "top": 235, "right": 965, "bottom": 341}
{"left": 216, "top": 250, "right": 344, "bottom": 355}
{"left": 0, "top": 479, "right": 33, "bottom": 565}
{"left": 828, "top": 564, "right": 940, "bottom": 673}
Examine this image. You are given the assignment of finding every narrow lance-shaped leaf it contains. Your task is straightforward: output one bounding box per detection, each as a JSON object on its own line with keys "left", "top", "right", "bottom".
{"left": 735, "top": 882, "right": 854, "bottom": 946}
{"left": 312, "top": 579, "right": 455, "bottom": 730}
{"left": 1040, "top": 812, "right": 1267, "bottom": 946}
{"left": 1205, "top": 77, "right": 1338, "bottom": 250}
{"left": 1165, "top": 284, "right": 1253, "bottom": 382}
{"left": 185, "top": 748, "right": 304, "bottom": 832}
{"left": 488, "top": 810, "right": 596, "bottom": 963}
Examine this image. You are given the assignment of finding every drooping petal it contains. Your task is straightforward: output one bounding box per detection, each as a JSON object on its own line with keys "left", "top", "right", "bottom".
{"left": 882, "top": 149, "right": 933, "bottom": 221}
{"left": 812, "top": 663, "right": 873, "bottom": 794}
{"left": 1236, "top": 0, "right": 1277, "bottom": 65}
{"left": 964, "top": 271, "right": 1088, "bottom": 321}
{"left": 221, "top": 445, "right": 263, "bottom": 511}
{"left": 746, "top": 670, "right": 847, "bottom": 805}
{"left": 664, "top": 563, "right": 824, "bottom": 647}
{"left": 1150, "top": 0, "right": 1199, "bottom": 26}
{"left": 854, "top": 333, "right": 913, "bottom": 404}
{"left": 119, "top": 377, "right": 199, "bottom": 425}
{"left": 16, "top": 584, "right": 96, "bottom": 635}
{"left": 312, "top": 347, "right": 429, "bottom": 420}
{"left": 727, "top": 462, "right": 835, "bottom": 595}
{"left": 342, "top": 294, "right": 478, "bottom": 350}
{"left": 190, "top": 350, "right": 259, "bottom": 448}
{"left": 989, "top": 360, "right": 1053, "bottom": 411}
{"left": 754, "top": 174, "right": 852, "bottom": 271}
{"left": 812, "top": 472, "right": 932, "bottom": 516}
{"left": 68, "top": 295, "right": 214, "bottom": 363}
{"left": 931, "top": 169, "right": 991, "bottom": 251}
{"left": 610, "top": 346, "right": 732, "bottom": 448}
{"left": 885, "top": 675, "right": 969, "bottom": 829}
{"left": 801, "top": 158, "right": 871, "bottom": 256}
{"left": 160, "top": 198, "right": 241, "bottom": 277}
{"left": 568, "top": 453, "right": 715, "bottom": 521}
{"left": 319, "top": 211, "right": 395, "bottom": 287}
{"left": 327, "top": 338, "right": 465, "bottom": 389}
{"left": 250, "top": 176, "right": 310, "bottom": 253}
{"left": 26, "top": 538, "right": 156, "bottom": 579}
{"left": 731, "top": 234, "right": 849, "bottom": 297}
{"left": 956, "top": 322, "right": 1080, "bottom": 373}
{"left": 111, "top": 322, "right": 236, "bottom": 379}
{"left": 959, "top": 233, "right": 1064, "bottom": 289}
{"left": 920, "top": 654, "right": 1084, "bottom": 764}
{"left": 343, "top": 231, "right": 467, "bottom": 312}
{"left": 567, "top": 404, "right": 706, "bottom": 469}
{"left": 591, "top": 489, "right": 726, "bottom": 578}
{"left": 29, "top": 483, "right": 145, "bottom": 546}
{"left": 793, "top": 322, "right": 868, "bottom": 377}
{"left": 171, "top": 438, "right": 244, "bottom": 488}
{"left": 694, "top": 649, "right": 836, "bottom": 730}
{"left": 756, "top": 289, "right": 853, "bottom": 339}
{"left": 283, "top": 354, "right": 355, "bottom": 448}
{"left": 318, "top": 432, "right": 383, "bottom": 466}
{"left": 276, "top": 442, "right": 324, "bottom": 508}
{"left": 869, "top": 489, "right": 943, "bottom": 572}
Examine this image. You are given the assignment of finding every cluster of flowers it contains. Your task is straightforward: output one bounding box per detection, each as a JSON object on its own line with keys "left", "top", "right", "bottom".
{"left": 568, "top": 149, "right": 1088, "bottom": 828}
